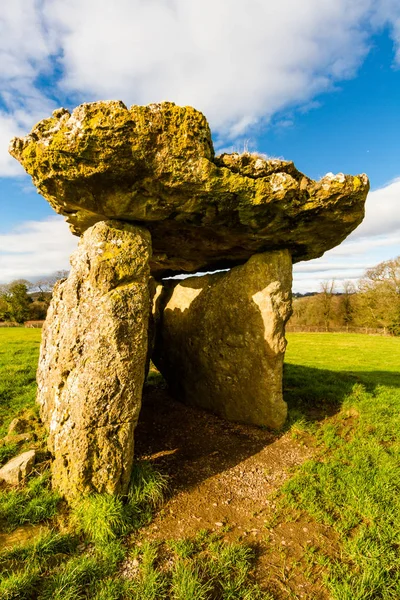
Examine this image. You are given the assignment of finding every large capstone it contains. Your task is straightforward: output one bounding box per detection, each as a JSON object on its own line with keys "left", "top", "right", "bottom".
{"left": 9, "top": 101, "right": 369, "bottom": 277}
{"left": 37, "top": 220, "right": 151, "bottom": 499}
{"left": 153, "top": 250, "right": 292, "bottom": 429}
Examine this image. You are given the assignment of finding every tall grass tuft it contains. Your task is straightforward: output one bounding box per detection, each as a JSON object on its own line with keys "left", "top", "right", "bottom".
{"left": 71, "top": 494, "right": 128, "bottom": 546}
{"left": 40, "top": 554, "right": 109, "bottom": 600}
{"left": 127, "top": 542, "right": 168, "bottom": 600}
{"left": 90, "top": 577, "right": 129, "bottom": 600}
{"left": 0, "top": 567, "right": 41, "bottom": 600}
{"left": 167, "top": 538, "right": 198, "bottom": 559}
{"left": 170, "top": 561, "right": 212, "bottom": 600}
{"left": 71, "top": 461, "right": 168, "bottom": 547}
{"left": 128, "top": 460, "right": 169, "bottom": 508}
{"left": 125, "top": 461, "right": 169, "bottom": 528}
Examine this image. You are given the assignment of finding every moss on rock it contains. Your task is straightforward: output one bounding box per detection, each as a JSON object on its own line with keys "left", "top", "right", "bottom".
{"left": 37, "top": 220, "right": 152, "bottom": 500}
{"left": 9, "top": 101, "right": 369, "bottom": 276}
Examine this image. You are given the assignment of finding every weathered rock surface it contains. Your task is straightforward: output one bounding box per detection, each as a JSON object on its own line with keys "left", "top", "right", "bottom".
{"left": 153, "top": 250, "right": 292, "bottom": 429}
{"left": 8, "top": 417, "right": 32, "bottom": 435}
{"left": 9, "top": 101, "right": 369, "bottom": 277}
{"left": 37, "top": 220, "right": 151, "bottom": 500}
{"left": 0, "top": 450, "right": 36, "bottom": 485}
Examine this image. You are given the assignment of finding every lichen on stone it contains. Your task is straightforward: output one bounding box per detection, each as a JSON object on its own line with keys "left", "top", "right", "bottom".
{"left": 7, "top": 102, "right": 373, "bottom": 499}
{"left": 37, "top": 220, "right": 152, "bottom": 500}
{"left": 9, "top": 101, "right": 369, "bottom": 277}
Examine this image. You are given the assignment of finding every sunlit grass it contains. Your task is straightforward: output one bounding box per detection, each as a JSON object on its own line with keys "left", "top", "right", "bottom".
{"left": 39, "top": 554, "right": 110, "bottom": 600}
{"left": 0, "top": 566, "right": 41, "bottom": 600}
{"left": 0, "top": 529, "right": 77, "bottom": 567}
{"left": 2, "top": 329, "right": 400, "bottom": 598}
{"left": 0, "top": 472, "right": 60, "bottom": 532}
{"left": 0, "top": 329, "right": 41, "bottom": 437}
{"left": 282, "top": 333, "right": 400, "bottom": 599}
{"left": 71, "top": 460, "right": 169, "bottom": 548}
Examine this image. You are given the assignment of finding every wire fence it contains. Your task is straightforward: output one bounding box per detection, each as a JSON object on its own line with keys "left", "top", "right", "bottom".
{"left": 0, "top": 321, "right": 44, "bottom": 328}
{"left": 0, "top": 321, "right": 394, "bottom": 335}
{"left": 286, "top": 325, "right": 393, "bottom": 336}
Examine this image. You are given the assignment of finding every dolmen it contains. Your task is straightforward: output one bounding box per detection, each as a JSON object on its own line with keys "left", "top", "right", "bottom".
{"left": 9, "top": 101, "right": 369, "bottom": 500}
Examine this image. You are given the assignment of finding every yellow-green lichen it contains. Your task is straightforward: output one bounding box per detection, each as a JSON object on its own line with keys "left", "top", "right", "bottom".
{"left": 8, "top": 101, "right": 370, "bottom": 274}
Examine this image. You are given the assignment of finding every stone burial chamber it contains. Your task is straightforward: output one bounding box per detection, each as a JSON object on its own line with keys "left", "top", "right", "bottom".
{"left": 9, "top": 100, "right": 369, "bottom": 500}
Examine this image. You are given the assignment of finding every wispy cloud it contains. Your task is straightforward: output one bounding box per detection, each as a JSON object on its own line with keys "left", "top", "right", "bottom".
{"left": 0, "top": 1, "right": 59, "bottom": 176}
{"left": 0, "top": 114, "right": 26, "bottom": 176}
{"left": 42, "top": 0, "right": 381, "bottom": 136}
{"left": 1, "top": 1, "right": 399, "bottom": 288}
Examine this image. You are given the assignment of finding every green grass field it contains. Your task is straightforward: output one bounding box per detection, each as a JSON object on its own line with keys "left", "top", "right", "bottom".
{"left": 284, "top": 333, "right": 400, "bottom": 599}
{"left": 0, "top": 329, "right": 41, "bottom": 438}
{"left": 0, "top": 329, "right": 399, "bottom": 599}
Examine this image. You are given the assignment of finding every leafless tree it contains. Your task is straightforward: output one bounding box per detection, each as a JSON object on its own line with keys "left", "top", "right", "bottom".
{"left": 319, "top": 280, "right": 335, "bottom": 331}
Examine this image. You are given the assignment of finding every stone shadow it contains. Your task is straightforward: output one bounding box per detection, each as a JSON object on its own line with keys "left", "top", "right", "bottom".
{"left": 134, "top": 380, "right": 279, "bottom": 494}
{"left": 284, "top": 363, "right": 400, "bottom": 421}
{"left": 134, "top": 363, "right": 399, "bottom": 497}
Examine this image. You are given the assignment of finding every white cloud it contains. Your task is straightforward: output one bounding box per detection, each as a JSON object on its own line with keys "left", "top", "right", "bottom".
{"left": 0, "top": 2, "right": 55, "bottom": 82}
{"left": 370, "top": 0, "right": 400, "bottom": 62}
{"left": 0, "top": 90, "right": 57, "bottom": 177}
{"left": 0, "top": 217, "right": 78, "bottom": 283}
{"left": 1, "top": 1, "right": 400, "bottom": 286}
{"left": 293, "top": 178, "right": 400, "bottom": 292}
{"left": 0, "top": 1, "right": 58, "bottom": 176}
{"left": 44, "top": 0, "right": 375, "bottom": 136}
{"left": 0, "top": 0, "right": 399, "bottom": 175}
{"left": 0, "top": 114, "right": 26, "bottom": 176}
{"left": 351, "top": 177, "right": 400, "bottom": 238}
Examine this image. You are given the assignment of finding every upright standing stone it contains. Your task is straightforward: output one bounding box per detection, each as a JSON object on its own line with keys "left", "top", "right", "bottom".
{"left": 153, "top": 250, "right": 292, "bottom": 429}
{"left": 37, "top": 220, "right": 151, "bottom": 500}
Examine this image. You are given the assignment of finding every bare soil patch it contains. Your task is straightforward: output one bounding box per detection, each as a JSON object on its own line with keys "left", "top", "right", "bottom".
{"left": 134, "top": 381, "right": 336, "bottom": 598}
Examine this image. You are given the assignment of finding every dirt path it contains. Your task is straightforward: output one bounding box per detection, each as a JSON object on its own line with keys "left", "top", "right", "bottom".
{"left": 134, "top": 382, "right": 336, "bottom": 598}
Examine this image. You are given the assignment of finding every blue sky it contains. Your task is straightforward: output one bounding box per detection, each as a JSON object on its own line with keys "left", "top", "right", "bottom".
{"left": 0, "top": 0, "right": 399, "bottom": 291}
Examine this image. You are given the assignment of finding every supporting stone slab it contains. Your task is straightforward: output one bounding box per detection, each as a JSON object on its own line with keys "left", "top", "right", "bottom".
{"left": 37, "top": 220, "right": 152, "bottom": 500}
{"left": 153, "top": 249, "right": 292, "bottom": 429}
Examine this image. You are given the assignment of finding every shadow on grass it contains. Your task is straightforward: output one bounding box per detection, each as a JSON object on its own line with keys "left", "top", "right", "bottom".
{"left": 284, "top": 363, "right": 400, "bottom": 423}
{"left": 135, "top": 365, "right": 399, "bottom": 498}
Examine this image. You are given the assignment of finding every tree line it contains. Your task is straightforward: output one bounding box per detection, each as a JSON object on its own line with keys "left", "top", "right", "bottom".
{"left": 0, "top": 271, "right": 68, "bottom": 324}
{"left": 290, "top": 256, "right": 400, "bottom": 335}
